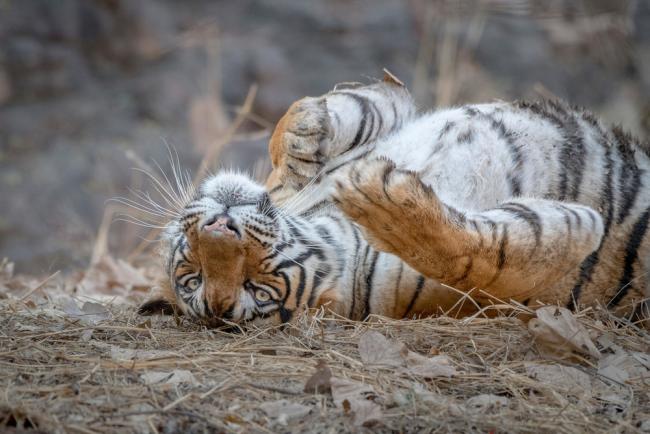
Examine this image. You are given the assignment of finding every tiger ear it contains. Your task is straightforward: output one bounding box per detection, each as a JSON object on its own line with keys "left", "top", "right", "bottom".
{"left": 138, "top": 285, "right": 180, "bottom": 316}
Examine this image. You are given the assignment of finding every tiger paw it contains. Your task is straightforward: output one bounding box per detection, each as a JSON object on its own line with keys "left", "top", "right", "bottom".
{"left": 270, "top": 96, "right": 330, "bottom": 185}
{"left": 332, "top": 157, "right": 436, "bottom": 255}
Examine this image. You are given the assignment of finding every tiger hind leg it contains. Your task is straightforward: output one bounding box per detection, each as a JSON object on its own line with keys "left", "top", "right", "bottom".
{"left": 332, "top": 158, "right": 604, "bottom": 305}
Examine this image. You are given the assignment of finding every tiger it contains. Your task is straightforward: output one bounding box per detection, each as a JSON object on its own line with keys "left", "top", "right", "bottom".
{"left": 139, "top": 71, "right": 650, "bottom": 327}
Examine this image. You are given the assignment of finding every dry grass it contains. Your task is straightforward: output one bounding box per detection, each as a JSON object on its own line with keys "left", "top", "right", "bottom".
{"left": 1, "top": 294, "right": 648, "bottom": 434}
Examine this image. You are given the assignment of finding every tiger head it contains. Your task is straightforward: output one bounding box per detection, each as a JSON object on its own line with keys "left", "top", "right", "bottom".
{"left": 138, "top": 171, "right": 339, "bottom": 326}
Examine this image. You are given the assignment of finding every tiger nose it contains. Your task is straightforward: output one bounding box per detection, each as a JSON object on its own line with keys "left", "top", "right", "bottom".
{"left": 202, "top": 214, "right": 241, "bottom": 238}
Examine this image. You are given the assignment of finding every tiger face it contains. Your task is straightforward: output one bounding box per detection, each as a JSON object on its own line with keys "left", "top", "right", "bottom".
{"left": 139, "top": 172, "right": 329, "bottom": 326}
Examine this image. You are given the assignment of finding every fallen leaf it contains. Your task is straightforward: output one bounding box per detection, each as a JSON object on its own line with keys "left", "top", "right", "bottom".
{"left": 631, "top": 352, "right": 650, "bottom": 370}
{"left": 330, "top": 377, "right": 381, "bottom": 427}
{"left": 77, "top": 255, "right": 152, "bottom": 299}
{"left": 525, "top": 362, "right": 593, "bottom": 397}
{"left": 260, "top": 400, "right": 311, "bottom": 425}
{"left": 598, "top": 352, "right": 649, "bottom": 384}
{"left": 402, "top": 352, "right": 457, "bottom": 378}
{"left": 358, "top": 330, "right": 406, "bottom": 367}
{"left": 140, "top": 370, "right": 196, "bottom": 386}
{"left": 529, "top": 306, "right": 601, "bottom": 359}
{"left": 304, "top": 360, "right": 332, "bottom": 394}
{"left": 348, "top": 399, "right": 383, "bottom": 427}
{"left": 58, "top": 297, "right": 111, "bottom": 325}
{"left": 465, "top": 394, "right": 510, "bottom": 412}
{"left": 357, "top": 331, "right": 457, "bottom": 378}
{"left": 330, "top": 377, "right": 375, "bottom": 406}
{"left": 80, "top": 329, "right": 94, "bottom": 342}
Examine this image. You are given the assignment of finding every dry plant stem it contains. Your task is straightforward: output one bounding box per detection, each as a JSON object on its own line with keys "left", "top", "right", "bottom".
{"left": 1, "top": 300, "right": 648, "bottom": 434}
{"left": 19, "top": 270, "right": 60, "bottom": 300}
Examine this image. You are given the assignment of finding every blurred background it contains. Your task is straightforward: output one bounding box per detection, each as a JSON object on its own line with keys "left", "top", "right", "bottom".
{"left": 0, "top": 0, "right": 649, "bottom": 274}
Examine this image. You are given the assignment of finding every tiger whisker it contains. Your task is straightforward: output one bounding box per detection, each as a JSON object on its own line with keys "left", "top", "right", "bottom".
{"left": 126, "top": 189, "right": 183, "bottom": 217}
{"left": 110, "top": 196, "right": 180, "bottom": 220}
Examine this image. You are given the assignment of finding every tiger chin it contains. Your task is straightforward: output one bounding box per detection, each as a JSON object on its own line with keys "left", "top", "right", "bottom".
{"left": 139, "top": 72, "right": 650, "bottom": 328}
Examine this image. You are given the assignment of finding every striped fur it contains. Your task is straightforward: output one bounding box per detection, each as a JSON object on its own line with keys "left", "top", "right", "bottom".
{"left": 140, "top": 75, "right": 649, "bottom": 326}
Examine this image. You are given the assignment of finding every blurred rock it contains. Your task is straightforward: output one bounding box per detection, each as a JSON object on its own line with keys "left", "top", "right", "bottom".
{"left": 0, "top": 0, "right": 649, "bottom": 272}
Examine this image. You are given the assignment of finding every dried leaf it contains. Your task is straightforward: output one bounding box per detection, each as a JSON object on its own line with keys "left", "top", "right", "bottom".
{"left": 402, "top": 352, "right": 457, "bottom": 378}
{"left": 303, "top": 360, "right": 332, "bottom": 394}
{"left": 358, "top": 330, "right": 406, "bottom": 367}
{"left": 631, "top": 352, "right": 650, "bottom": 370}
{"left": 330, "top": 377, "right": 375, "bottom": 406}
{"left": 77, "top": 255, "right": 152, "bottom": 299}
{"left": 80, "top": 329, "right": 94, "bottom": 342}
{"left": 58, "top": 297, "right": 111, "bottom": 325}
{"left": 260, "top": 400, "right": 311, "bottom": 425}
{"left": 598, "top": 352, "right": 649, "bottom": 384}
{"left": 525, "top": 362, "right": 593, "bottom": 397}
{"left": 140, "top": 370, "right": 196, "bottom": 386}
{"left": 529, "top": 306, "right": 601, "bottom": 359}
{"left": 349, "top": 399, "right": 383, "bottom": 427}
{"left": 330, "top": 377, "right": 381, "bottom": 427}
{"left": 357, "top": 331, "right": 456, "bottom": 377}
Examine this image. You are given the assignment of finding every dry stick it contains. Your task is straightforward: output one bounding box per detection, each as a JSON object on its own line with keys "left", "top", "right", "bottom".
{"left": 19, "top": 270, "right": 60, "bottom": 301}
{"left": 126, "top": 84, "right": 259, "bottom": 261}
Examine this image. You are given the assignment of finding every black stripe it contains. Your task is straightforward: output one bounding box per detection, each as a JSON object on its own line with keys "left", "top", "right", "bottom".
{"left": 404, "top": 275, "right": 426, "bottom": 318}
{"left": 244, "top": 229, "right": 267, "bottom": 247}
{"left": 468, "top": 108, "right": 523, "bottom": 196}
{"left": 609, "top": 205, "right": 650, "bottom": 307}
{"left": 437, "top": 120, "right": 455, "bottom": 141}
{"left": 389, "top": 100, "right": 399, "bottom": 133}
{"left": 469, "top": 219, "right": 485, "bottom": 249}
{"left": 308, "top": 264, "right": 331, "bottom": 307}
{"left": 362, "top": 251, "right": 380, "bottom": 319}
{"left": 614, "top": 126, "right": 643, "bottom": 224}
{"left": 348, "top": 227, "right": 362, "bottom": 319}
{"left": 337, "top": 92, "right": 369, "bottom": 153}
{"left": 498, "top": 203, "right": 542, "bottom": 246}
{"left": 568, "top": 143, "right": 615, "bottom": 309}
{"left": 293, "top": 261, "right": 308, "bottom": 311}
{"left": 167, "top": 235, "right": 185, "bottom": 275}
{"left": 457, "top": 128, "right": 474, "bottom": 144}
{"left": 552, "top": 105, "right": 587, "bottom": 201}
{"left": 362, "top": 97, "right": 376, "bottom": 145}
{"left": 353, "top": 244, "right": 371, "bottom": 320}
{"left": 485, "top": 224, "right": 509, "bottom": 288}
{"left": 290, "top": 155, "right": 324, "bottom": 165}
{"left": 301, "top": 200, "right": 330, "bottom": 217}
{"left": 324, "top": 149, "right": 372, "bottom": 176}
{"left": 279, "top": 307, "right": 292, "bottom": 323}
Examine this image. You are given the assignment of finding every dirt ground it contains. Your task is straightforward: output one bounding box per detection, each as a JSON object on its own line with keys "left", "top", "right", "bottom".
{"left": 0, "top": 260, "right": 648, "bottom": 434}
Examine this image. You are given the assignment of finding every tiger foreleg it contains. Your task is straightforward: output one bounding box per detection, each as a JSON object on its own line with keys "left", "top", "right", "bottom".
{"left": 333, "top": 158, "right": 604, "bottom": 304}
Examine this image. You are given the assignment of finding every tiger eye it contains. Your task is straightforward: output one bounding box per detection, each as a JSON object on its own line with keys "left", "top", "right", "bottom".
{"left": 186, "top": 278, "right": 201, "bottom": 291}
{"left": 255, "top": 289, "right": 271, "bottom": 302}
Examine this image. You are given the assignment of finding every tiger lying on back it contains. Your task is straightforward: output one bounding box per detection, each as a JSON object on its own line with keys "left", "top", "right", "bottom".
{"left": 140, "top": 72, "right": 649, "bottom": 326}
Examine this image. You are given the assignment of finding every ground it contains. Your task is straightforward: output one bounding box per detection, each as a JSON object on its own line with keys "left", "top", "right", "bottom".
{"left": 1, "top": 263, "right": 649, "bottom": 434}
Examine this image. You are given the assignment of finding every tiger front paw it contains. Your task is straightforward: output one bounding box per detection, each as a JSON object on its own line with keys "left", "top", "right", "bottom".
{"left": 332, "top": 158, "right": 436, "bottom": 255}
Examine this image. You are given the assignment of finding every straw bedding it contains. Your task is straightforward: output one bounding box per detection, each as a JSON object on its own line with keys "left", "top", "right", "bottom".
{"left": 1, "top": 278, "right": 649, "bottom": 434}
